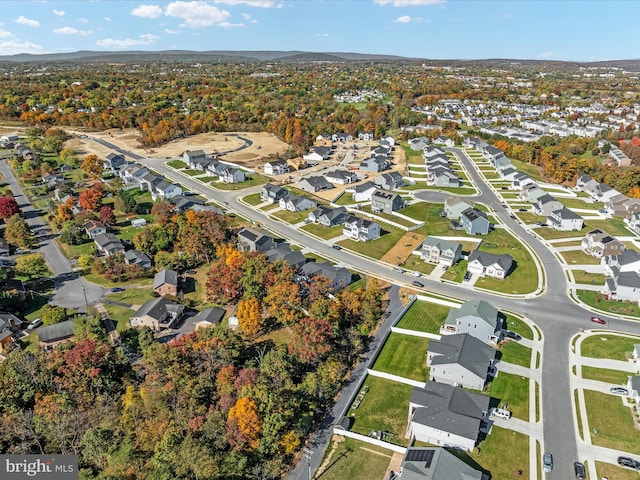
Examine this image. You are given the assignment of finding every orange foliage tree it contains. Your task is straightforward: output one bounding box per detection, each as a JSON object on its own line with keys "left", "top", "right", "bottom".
{"left": 236, "top": 297, "right": 262, "bottom": 336}
{"left": 227, "top": 397, "right": 262, "bottom": 451}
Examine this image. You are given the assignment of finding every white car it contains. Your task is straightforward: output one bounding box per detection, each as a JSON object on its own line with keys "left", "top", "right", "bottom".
{"left": 411, "top": 271, "right": 421, "bottom": 277}
{"left": 492, "top": 408, "right": 512, "bottom": 420}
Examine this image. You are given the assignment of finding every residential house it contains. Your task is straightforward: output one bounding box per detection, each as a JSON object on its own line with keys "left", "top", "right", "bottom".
{"left": 42, "top": 173, "right": 63, "bottom": 186}
{"left": 104, "top": 153, "right": 126, "bottom": 171}
{"left": 131, "top": 218, "right": 147, "bottom": 228}
{"left": 187, "top": 156, "right": 215, "bottom": 171}
{"left": 119, "top": 164, "right": 149, "bottom": 186}
{"left": 602, "top": 250, "right": 640, "bottom": 276}
{"left": 441, "top": 299, "right": 501, "bottom": 344}
{"left": 205, "top": 159, "right": 226, "bottom": 177}
{"left": 427, "top": 168, "right": 461, "bottom": 188}
{"left": 625, "top": 212, "right": 640, "bottom": 235}
{"left": 302, "top": 146, "right": 332, "bottom": 162}
{"left": 171, "top": 195, "right": 205, "bottom": 213}
{"left": 348, "top": 181, "right": 377, "bottom": 202}
{"left": 308, "top": 206, "right": 348, "bottom": 227}
{"left": 603, "top": 271, "right": 640, "bottom": 304}
{"left": 581, "top": 229, "right": 625, "bottom": 259}
{"left": 124, "top": 250, "right": 152, "bottom": 269}
{"left": 467, "top": 250, "right": 514, "bottom": 280}
{"left": 576, "top": 174, "right": 600, "bottom": 193}
{"left": 261, "top": 183, "right": 288, "bottom": 204}
{"left": 493, "top": 155, "right": 514, "bottom": 172}
{"left": 297, "top": 176, "right": 334, "bottom": 193}
{"left": 371, "top": 189, "right": 404, "bottom": 214}
{"left": 193, "top": 307, "right": 226, "bottom": 330}
{"left": 374, "top": 171, "right": 404, "bottom": 190}
{"left": 511, "top": 172, "right": 534, "bottom": 190}
{"left": 59, "top": 164, "right": 75, "bottom": 174}
{"left": 519, "top": 184, "right": 547, "bottom": 203}
{"left": 423, "top": 146, "right": 446, "bottom": 159}
{"left": 359, "top": 157, "right": 388, "bottom": 172}
{"left": 627, "top": 376, "right": 640, "bottom": 407}
{"left": 265, "top": 245, "right": 307, "bottom": 270}
{"left": 0, "top": 312, "right": 26, "bottom": 351}
{"left": 482, "top": 145, "right": 508, "bottom": 165}
{"left": 408, "top": 382, "right": 490, "bottom": 451}
{"left": 609, "top": 146, "right": 632, "bottom": 167}
{"left": 498, "top": 167, "right": 519, "bottom": 181}
{"left": 264, "top": 159, "right": 290, "bottom": 176}
{"left": 408, "top": 137, "right": 430, "bottom": 151}
{"left": 343, "top": 216, "right": 381, "bottom": 242}
{"left": 279, "top": 193, "right": 317, "bottom": 212}
{"left": 37, "top": 320, "right": 75, "bottom": 349}
{"left": 593, "top": 184, "right": 621, "bottom": 202}
{"left": 220, "top": 167, "right": 245, "bottom": 184}
{"left": 427, "top": 333, "right": 497, "bottom": 390}
{"left": 83, "top": 219, "right": 106, "bottom": 239}
{"left": 358, "top": 132, "right": 374, "bottom": 141}
{"left": 531, "top": 194, "right": 564, "bottom": 216}
{"left": 93, "top": 233, "right": 125, "bottom": 256}
{"left": 154, "top": 269, "right": 179, "bottom": 296}
{"left": 425, "top": 156, "right": 451, "bottom": 169}
{"left": 433, "top": 136, "right": 455, "bottom": 147}
{"left": 397, "top": 447, "right": 485, "bottom": 480}
{"left": 421, "top": 237, "right": 462, "bottom": 267}
{"left": 460, "top": 208, "right": 490, "bottom": 235}
{"left": 444, "top": 197, "right": 472, "bottom": 220}
{"left": 130, "top": 297, "right": 185, "bottom": 331}
{"left": 606, "top": 195, "right": 640, "bottom": 218}
{"left": 299, "top": 261, "right": 351, "bottom": 291}
{"left": 547, "top": 207, "right": 584, "bottom": 231}
{"left": 237, "top": 226, "right": 275, "bottom": 253}
{"left": 331, "top": 132, "right": 352, "bottom": 143}
{"left": 325, "top": 170, "right": 358, "bottom": 185}
{"left": 314, "top": 134, "right": 332, "bottom": 147}
{"left": 307, "top": 205, "right": 333, "bottom": 224}
{"left": 183, "top": 150, "right": 207, "bottom": 166}
{"left": 287, "top": 157, "right": 308, "bottom": 171}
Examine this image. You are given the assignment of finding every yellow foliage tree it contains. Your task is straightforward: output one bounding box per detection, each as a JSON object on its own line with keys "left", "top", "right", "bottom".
{"left": 237, "top": 297, "right": 262, "bottom": 336}
{"left": 228, "top": 397, "right": 262, "bottom": 451}
{"left": 81, "top": 154, "right": 104, "bottom": 180}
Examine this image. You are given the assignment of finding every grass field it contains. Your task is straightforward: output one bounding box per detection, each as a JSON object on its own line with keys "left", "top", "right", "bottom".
{"left": 338, "top": 227, "right": 405, "bottom": 260}
{"left": 560, "top": 250, "right": 600, "bottom": 265}
{"left": 242, "top": 193, "right": 262, "bottom": 206}
{"left": 349, "top": 376, "right": 413, "bottom": 444}
{"left": 104, "top": 304, "right": 135, "bottom": 333}
{"left": 401, "top": 256, "right": 437, "bottom": 276}
{"left": 571, "top": 270, "right": 606, "bottom": 285}
{"left": 595, "top": 461, "right": 639, "bottom": 480}
{"left": 213, "top": 174, "right": 269, "bottom": 190}
{"left": 372, "top": 333, "right": 430, "bottom": 381}
{"left": 580, "top": 334, "right": 640, "bottom": 360}
{"left": 559, "top": 197, "right": 603, "bottom": 210}
{"left": 471, "top": 427, "right": 530, "bottom": 480}
{"left": 581, "top": 366, "right": 630, "bottom": 385}
{"left": 360, "top": 205, "right": 417, "bottom": 228}
{"left": 301, "top": 223, "right": 344, "bottom": 240}
{"left": 487, "top": 372, "right": 529, "bottom": 420}
{"left": 315, "top": 436, "right": 393, "bottom": 480}
{"left": 584, "top": 390, "right": 640, "bottom": 455}
{"left": 107, "top": 288, "right": 155, "bottom": 306}
{"left": 166, "top": 160, "right": 187, "bottom": 169}
{"left": 499, "top": 340, "right": 532, "bottom": 367}
{"left": 395, "top": 300, "right": 450, "bottom": 333}
{"left": 503, "top": 314, "right": 534, "bottom": 340}
{"left": 272, "top": 209, "right": 310, "bottom": 224}
{"left": 441, "top": 259, "right": 468, "bottom": 282}
{"left": 576, "top": 290, "right": 640, "bottom": 318}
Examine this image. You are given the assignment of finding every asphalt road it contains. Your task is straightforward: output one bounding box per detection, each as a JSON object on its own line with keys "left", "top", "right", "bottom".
{"left": 0, "top": 159, "right": 106, "bottom": 311}
{"left": 92, "top": 137, "right": 640, "bottom": 479}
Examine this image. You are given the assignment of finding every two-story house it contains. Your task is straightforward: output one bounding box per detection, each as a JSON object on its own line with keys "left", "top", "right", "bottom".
{"left": 421, "top": 236, "right": 462, "bottom": 267}
{"left": 374, "top": 171, "right": 404, "bottom": 190}
{"left": 83, "top": 219, "right": 106, "bottom": 239}
{"left": 441, "top": 299, "right": 501, "bottom": 345}
{"left": 263, "top": 159, "right": 290, "bottom": 176}
{"left": 261, "top": 183, "right": 288, "bottom": 204}
{"left": 279, "top": 193, "right": 317, "bottom": 212}
{"left": 153, "top": 269, "right": 179, "bottom": 296}
{"left": 237, "top": 227, "right": 276, "bottom": 253}
{"left": 531, "top": 194, "right": 564, "bottom": 216}
{"left": 342, "top": 217, "right": 381, "bottom": 242}
{"left": 220, "top": 167, "right": 245, "bottom": 184}
{"left": 444, "top": 197, "right": 472, "bottom": 220}
{"left": 371, "top": 189, "right": 404, "bottom": 214}
{"left": 547, "top": 207, "right": 584, "bottom": 231}
{"left": 581, "top": 229, "right": 626, "bottom": 258}
{"left": 460, "top": 208, "right": 490, "bottom": 235}
{"left": 467, "top": 250, "right": 513, "bottom": 280}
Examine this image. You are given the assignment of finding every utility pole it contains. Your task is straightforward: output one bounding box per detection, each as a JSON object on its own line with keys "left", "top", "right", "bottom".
{"left": 303, "top": 448, "right": 313, "bottom": 480}
{"left": 81, "top": 283, "right": 89, "bottom": 311}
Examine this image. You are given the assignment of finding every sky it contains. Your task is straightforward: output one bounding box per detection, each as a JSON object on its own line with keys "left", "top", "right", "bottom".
{"left": 1, "top": 0, "right": 639, "bottom": 61}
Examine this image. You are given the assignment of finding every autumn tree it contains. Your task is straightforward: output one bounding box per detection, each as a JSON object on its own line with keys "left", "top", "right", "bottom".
{"left": 81, "top": 154, "right": 104, "bottom": 180}
{"left": 98, "top": 205, "right": 116, "bottom": 227}
{"left": 150, "top": 201, "right": 175, "bottom": 225}
{"left": 264, "top": 281, "right": 301, "bottom": 326}
{"left": 288, "top": 317, "right": 332, "bottom": 364}
{"left": 57, "top": 197, "right": 76, "bottom": 224}
{"left": 0, "top": 197, "right": 19, "bottom": 221}
{"left": 14, "top": 254, "right": 51, "bottom": 283}
{"left": 237, "top": 297, "right": 262, "bottom": 336}
{"left": 227, "top": 397, "right": 262, "bottom": 451}
{"left": 5, "top": 214, "right": 35, "bottom": 249}
{"left": 78, "top": 184, "right": 104, "bottom": 211}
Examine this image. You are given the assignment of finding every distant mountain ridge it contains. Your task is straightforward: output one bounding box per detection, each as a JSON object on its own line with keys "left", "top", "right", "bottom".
{"left": 2, "top": 50, "right": 640, "bottom": 70}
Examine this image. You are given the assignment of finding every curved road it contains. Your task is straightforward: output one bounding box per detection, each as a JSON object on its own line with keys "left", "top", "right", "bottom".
{"left": 93, "top": 136, "right": 640, "bottom": 479}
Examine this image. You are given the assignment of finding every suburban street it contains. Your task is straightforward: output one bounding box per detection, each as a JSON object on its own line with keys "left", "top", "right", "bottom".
{"left": 89, "top": 136, "right": 640, "bottom": 479}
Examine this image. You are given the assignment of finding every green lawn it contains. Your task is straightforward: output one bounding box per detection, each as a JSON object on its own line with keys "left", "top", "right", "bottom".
{"left": 315, "top": 436, "right": 394, "bottom": 480}
{"left": 260, "top": 202, "right": 280, "bottom": 211}
{"left": 104, "top": 304, "right": 135, "bottom": 333}
{"left": 334, "top": 193, "right": 362, "bottom": 206}
{"left": 242, "top": 193, "right": 262, "bottom": 206}
{"left": 213, "top": 174, "right": 269, "bottom": 190}
{"left": 487, "top": 372, "right": 529, "bottom": 420}
{"left": 166, "top": 160, "right": 187, "bottom": 169}
{"left": 576, "top": 290, "right": 640, "bottom": 318}
{"left": 470, "top": 427, "right": 530, "bottom": 480}
{"left": 581, "top": 366, "right": 630, "bottom": 385}
{"left": 300, "top": 223, "right": 343, "bottom": 240}
{"left": 536, "top": 227, "right": 587, "bottom": 240}
{"left": 401, "top": 256, "right": 437, "bottom": 276}
{"left": 183, "top": 169, "right": 204, "bottom": 176}
{"left": 360, "top": 205, "right": 418, "bottom": 228}
{"left": 395, "top": 300, "right": 450, "bottom": 334}
{"left": 498, "top": 340, "right": 532, "bottom": 368}
{"left": 559, "top": 197, "right": 603, "bottom": 210}
{"left": 596, "top": 461, "right": 639, "bottom": 480}
{"left": 107, "top": 288, "right": 155, "bottom": 306}
{"left": 372, "top": 333, "right": 430, "bottom": 381}
{"left": 502, "top": 314, "right": 534, "bottom": 340}
{"left": 349, "top": 376, "right": 413, "bottom": 444}
{"left": 441, "top": 259, "right": 468, "bottom": 282}
{"left": 552, "top": 240, "right": 582, "bottom": 247}
{"left": 517, "top": 212, "right": 545, "bottom": 224}
{"left": 560, "top": 250, "right": 600, "bottom": 265}
{"left": 338, "top": 227, "right": 405, "bottom": 260}
{"left": 57, "top": 240, "right": 94, "bottom": 259}
{"left": 571, "top": 270, "right": 606, "bottom": 285}
{"left": 272, "top": 209, "right": 311, "bottom": 224}
{"left": 509, "top": 158, "right": 544, "bottom": 182}
{"left": 580, "top": 334, "right": 640, "bottom": 360}
{"left": 584, "top": 390, "right": 640, "bottom": 455}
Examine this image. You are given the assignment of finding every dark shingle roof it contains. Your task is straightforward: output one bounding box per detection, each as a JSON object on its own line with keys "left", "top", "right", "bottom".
{"left": 37, "top": 320, "right": 75, "bottom": 343}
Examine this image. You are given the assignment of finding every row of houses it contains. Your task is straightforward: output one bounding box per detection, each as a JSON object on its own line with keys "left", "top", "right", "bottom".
{"left": 181, "top": 149, "right": 246, "bottom": 184}
{"left": 443, "top": 197, "right": 490, "bottom": 235}
{"left": 577, "top": 174, "right": 640, "bottom": 219}
{"left": 423, "top": 146, "right": 461, "bottom": 188}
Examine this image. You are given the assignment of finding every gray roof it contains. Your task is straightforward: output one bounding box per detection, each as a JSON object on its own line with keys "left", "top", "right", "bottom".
{"left": 428, "top": 333, "right": 496, "bottom": 378}
{"left": 550, "top": 207, "right": 582, "bottom": 220}
{"left": 192, "top": 307, "right": 226, "bottom": 324}
{"left": 629, "top": 376, "right": 640, "bottom": 393}
{"left": 131, "top": 297, "right": 183, "bottom": 321}
{"left": 461, "top": 207, "right": 488, "bottom": 222}
{"left": 124, "top": 250, "right": 151, "bottom": 266}
{"left": 410, "top": 382, "right": 490, "bottom": 441}
{"left": 422, "top": 236, "right": 461, "bottom": 253}
{"left": 353, "top": 181, "right": 377, "bottom": 193}
{"left": 445, "top": 299, "right": 499, "bottom": 329}
{"left": 153, "top": 269, "right": 178, "bottom": 289}
{"left": 615, "top": 271, "right": 640, "bottom": 289}
{"left": 37, "top": 320, "right": 75, "bottom": 343}
{"left": 265, "top": 245, "right": 306, "bottom": 268}
{"left": 466, "top": 250, "right": 513, "bottom": 272}
{"left": 400, "top": 447, "right": 484, "bottom": 480}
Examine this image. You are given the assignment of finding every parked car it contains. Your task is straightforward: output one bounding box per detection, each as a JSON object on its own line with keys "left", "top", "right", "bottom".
{"left": 393, "top": 267, "right": 404, "bottom": 273}
{"left": 518, "top": 208, "right": 527, "bottom": 212}
{"left": 332, "top": 245, "right": 342, "bottom": 250}
{"left": 491, "top": 408, "right": 512, "bottom": 420}
{"left": 535, "top": 221, "right": 547, "bottom": 226}
{"left": 610, "top": 387, "right": 629, "bottom": 395}
{"left": 617, "top": 456, "right": 640, "bottom": 469}
{"left": 542, "top": 453, "right": 553, "bottom": 473}
{"left": 504, "top": 331, "right": 522, "bottom": 341}
{"left": 463, "top": 271, "right": 472, "bottom": 281}
{"left": 411, "top": 271, "right": 421, "bottom": 277}
{"left": 111, "top": 287, "right": 125, "bottom": 293}
{"left": 27, "top": 318, "right": 42, "bottom": 330}
{"left": 185, "top": 269, "right": 197, "bottom": 274}
{"left": 411, "top": 280, "right": 424, "bottom": 288}
{"left": 590, "top": 316, "right": 606, "bottom": 325}
{"left": 574, "top": 461, "right": 586, "bottom": 480}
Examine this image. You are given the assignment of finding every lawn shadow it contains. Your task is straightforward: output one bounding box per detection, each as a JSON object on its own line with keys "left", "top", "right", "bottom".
{"left": 314, "top": 448, "right": 351, "bottom": 480}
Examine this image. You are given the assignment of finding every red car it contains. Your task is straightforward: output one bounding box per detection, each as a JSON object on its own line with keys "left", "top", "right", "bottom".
{"left": 590, "top": 316, "right": 606, "bottom": 325}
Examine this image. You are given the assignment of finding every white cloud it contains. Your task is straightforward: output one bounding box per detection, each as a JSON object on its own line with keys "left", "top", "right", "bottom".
{"left": 374, "top": 0, "right": 445, "bottom": 6}
{"left": 96, "top": 33, "right": 159, "bottom": 49}
{"left": 14, "top": 16, "right": 40, "bottom": 27}
{"left": 52, "top": 9, "right": 65, "bottom": 16}
{"left": 53, "top": 26, "right": 92, "bottom": 36}
{"left": 317, "top": 33, "right": 329, "bottom": 37}
{"left": 105, "top": 17, "right": 112, "bottom": 22}
{"left": 241, "top": 13, "right": 258, "bottom": 23}
{"left": 217, "top": 22, "right": 244, "bottom": 28}
{"left": 394, "top": 15, "right": 411, "bottom": 23}
{"left": 164, "top": 1, "right": 230, "bottom": 27}
{"left": 0, "top": 28, "right": 13, "bottom": 38}
{"left": 164, "top": 28, "right": 182, "bottom": 34}
{"left": 0, "top": 39, "right": 44, "bottom": 55}
{"left": 131, "top": 4, "right": 164, "bottom": 18}
{"left": 214, "top": 0, "right": 275, "bottom": 6}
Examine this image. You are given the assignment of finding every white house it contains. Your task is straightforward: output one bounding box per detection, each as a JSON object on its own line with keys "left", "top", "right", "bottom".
{"left": 421, "top": 237, "right": 462, "bottom": 266}
{"left": 342, "top": 217, "right": 380, "bottom": 242}
{"left": 264, "top": 159, "right": 290, "bottom": 176}
{"left": 547, "top": 207, "right": 584, "bottom": 231}
{"left": 441, "top": 299, "right": 501, "bottom": 345}
{"left": 467, "top": 251, "right": 513, "bottom": 280}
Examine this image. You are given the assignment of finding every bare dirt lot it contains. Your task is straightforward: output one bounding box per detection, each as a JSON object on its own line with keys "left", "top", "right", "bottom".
{"left": 380, "top": 232, "right": 426, "bottom": 265}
